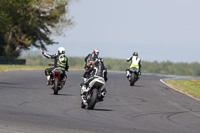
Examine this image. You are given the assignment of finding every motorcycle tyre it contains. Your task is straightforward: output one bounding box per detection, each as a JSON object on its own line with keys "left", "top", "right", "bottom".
{"left": 54, "top": 78, "right": 59, "bottom": 95}
{"left": 130, "top": 73, "right": 135, "bottom": 86}
{"left": 87, "top": 88, "right": 98, "bottom": 110}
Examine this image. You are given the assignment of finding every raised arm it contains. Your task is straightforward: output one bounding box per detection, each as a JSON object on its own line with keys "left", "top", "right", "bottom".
{"left": 42, "top": 49, "right": 56, "bottom": 59}
{"left": 126, "top": 56, "right": 132, "bottom": 62}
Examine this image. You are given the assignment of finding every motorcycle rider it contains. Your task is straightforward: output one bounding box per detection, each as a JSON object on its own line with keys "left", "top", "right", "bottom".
{"left": 42, "top": 47, "right": 69, "bottom": 85}
{"left": 82, "top": 49, "right": 99, "bottom": 80}
{"left": 126, "top": 52, "right": 141, "bottom": 78}
{"left": 95, "top": 58, "right": 108, "bottom": 101}
{"left": 81, "top": 58, "right": 108, "bottom": 101}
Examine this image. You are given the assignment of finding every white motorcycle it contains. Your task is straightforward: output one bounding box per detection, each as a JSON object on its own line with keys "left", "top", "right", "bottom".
{"left": 80, "top": 76, "right": 106, "bottom": 110}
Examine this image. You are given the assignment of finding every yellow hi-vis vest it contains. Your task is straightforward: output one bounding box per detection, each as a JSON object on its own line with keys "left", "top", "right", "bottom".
{"left": 58, "top": 54, "right": 67, "bottom": 71}
{"left": 131, "top": 56, "right": 140, "bottom": 68}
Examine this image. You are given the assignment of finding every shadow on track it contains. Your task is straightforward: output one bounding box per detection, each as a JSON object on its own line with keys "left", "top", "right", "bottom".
{"left": 0, "top": 82, "right": 20, "bottom": 85}
{"left": 132, "top": 85, "right": 144, "bottom": 87}
{"left": 92, "top": 108, "right": 114, "bottom": 112}
{"left": 51, "top": 93, "right": 76, "bottom": 96}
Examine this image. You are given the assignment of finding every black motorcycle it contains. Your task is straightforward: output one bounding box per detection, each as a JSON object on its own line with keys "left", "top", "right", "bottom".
{"left": 127, "top": 67, "right": 139, "bottom": 86}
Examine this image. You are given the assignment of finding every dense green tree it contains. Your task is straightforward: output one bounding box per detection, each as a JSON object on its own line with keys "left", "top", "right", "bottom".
{"left": 0, "top": 0, "right": 73, "bottom": 57}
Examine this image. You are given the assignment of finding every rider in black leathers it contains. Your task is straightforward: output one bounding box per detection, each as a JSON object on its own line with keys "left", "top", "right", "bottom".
{"left": 94, "top": 58, "right": 108, "bottom": 101}
{"left": 82, "top": 58, "right": 108, "bottom": 101}
{"left": 82, "top": 49, "right": 99, "bottom": 79}
{"left": 42, "top": 47, "right": 69, "bottom": 85}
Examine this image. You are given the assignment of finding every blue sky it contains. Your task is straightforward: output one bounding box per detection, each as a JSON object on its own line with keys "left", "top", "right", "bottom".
{"left": 43, "top": 0, "right": 200, "bottom": 63}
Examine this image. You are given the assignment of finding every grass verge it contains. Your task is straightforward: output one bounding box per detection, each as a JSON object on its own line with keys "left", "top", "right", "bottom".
{"left": 164, "top": 79, "right": 200, "bottom": 99}
{"left": 0, "top": 65, "right": 82, "bottom": 74}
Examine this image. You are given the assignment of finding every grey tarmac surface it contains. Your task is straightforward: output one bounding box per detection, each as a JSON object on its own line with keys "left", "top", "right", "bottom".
{"left": 0, "top": 70, "right": 200, "bottom": 133}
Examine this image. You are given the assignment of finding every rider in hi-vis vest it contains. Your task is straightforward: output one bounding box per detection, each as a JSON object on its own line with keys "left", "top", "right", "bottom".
{"left": 126, "top": 52, "right": 141, "bottom": 78}
{"left": 42, "top": 47, "right": 69, "bottom": 85}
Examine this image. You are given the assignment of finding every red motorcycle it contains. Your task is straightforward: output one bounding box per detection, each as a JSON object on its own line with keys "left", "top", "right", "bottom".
{"left": 49, "top": 68, "right": 66, "bottom": 95}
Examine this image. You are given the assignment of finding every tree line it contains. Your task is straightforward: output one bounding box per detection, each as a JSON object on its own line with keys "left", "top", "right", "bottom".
{"left": 0, "top": 0, "right": 72, "bottom": 57}
{"left": 21, "top": 55, "right": 200, "bottom": 76}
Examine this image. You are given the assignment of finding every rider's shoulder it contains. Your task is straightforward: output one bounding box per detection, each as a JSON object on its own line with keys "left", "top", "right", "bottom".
{"left": 58, "top": 54, "right": 66, "bottom": 57}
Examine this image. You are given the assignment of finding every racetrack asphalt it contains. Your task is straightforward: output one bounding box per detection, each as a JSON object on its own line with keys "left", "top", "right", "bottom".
{"left": 0, "top": 70, "right": 200, "bottom": 133}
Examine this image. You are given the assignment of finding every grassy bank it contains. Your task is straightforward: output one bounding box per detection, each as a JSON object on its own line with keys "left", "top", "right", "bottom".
{"left": 0, "top": 65, "right": 82, "bottom": 74}
{"left": 164, "top": 79, "right": 200, "bottom": 99}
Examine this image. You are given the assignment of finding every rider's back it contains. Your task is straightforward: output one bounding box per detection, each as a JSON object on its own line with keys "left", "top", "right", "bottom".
{"left": 94, "top": 61, "right": 107, "bottom": 81}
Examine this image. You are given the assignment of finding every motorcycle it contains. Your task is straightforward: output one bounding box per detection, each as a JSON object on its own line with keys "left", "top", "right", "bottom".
{"left": 49, "top": 67, "right": 66, "bottom": 95}
{"left": 127, "top": 67, "right": 139, "bottom": 86}
{"left": 80, "top": 76, "right": 106, "bottom": 110}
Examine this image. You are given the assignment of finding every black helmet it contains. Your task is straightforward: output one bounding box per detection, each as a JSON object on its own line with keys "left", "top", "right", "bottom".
{"left": 133, "top": 52, "right": 138, "bottom": 56}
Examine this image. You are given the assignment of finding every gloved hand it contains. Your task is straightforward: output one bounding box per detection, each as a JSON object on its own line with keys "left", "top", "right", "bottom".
{"left": 126, "top": 58, "right": 129, "bottom": 62}
{"left": 42, "top": 49, "right": 44, "bottom": 55}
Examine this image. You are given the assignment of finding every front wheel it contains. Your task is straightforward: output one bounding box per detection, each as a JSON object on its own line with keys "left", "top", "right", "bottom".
{"left": 54, "top": 78, "right": 59, "bottom": 95}
{"left": 87, "top": 88, "right": 98, "bottom": 110}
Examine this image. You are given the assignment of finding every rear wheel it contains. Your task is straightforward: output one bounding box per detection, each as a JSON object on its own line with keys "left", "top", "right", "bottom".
{"left": 54, "top": 78, "right": 59, "bottom": 95}
{"left": 130, "top": 73, "right": 135, "bottom": 86}
{"left": 87, "top": 88, "right": 98, "bottom": 110}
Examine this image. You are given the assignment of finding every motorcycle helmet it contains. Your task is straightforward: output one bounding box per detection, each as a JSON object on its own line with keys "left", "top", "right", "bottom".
{"left": 133, "top": 52, "right": 138, "bottom": 56}
{"left": 93, "top": 49, "right": 99, "bottom": 56}
{"left": 58, "top": 47, "right": 65, "bottom": 54}
{"left": 99, "top": 57, "right": 104, "bottom": 62}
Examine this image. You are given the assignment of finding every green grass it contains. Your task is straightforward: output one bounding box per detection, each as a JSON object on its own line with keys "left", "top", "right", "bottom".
{"left": 0, "top": 65, "right": 82, "bottom": 74}
{"left": 164, "top": 79, "right": 200, "bottom": 99}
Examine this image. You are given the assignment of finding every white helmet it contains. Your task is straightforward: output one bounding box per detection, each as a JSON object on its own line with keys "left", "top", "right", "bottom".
{"left": 93, "top": 49, "right": 99, "bottom": 55}
{"left": 58, "top": 47, "right": 65, "bottom": 54}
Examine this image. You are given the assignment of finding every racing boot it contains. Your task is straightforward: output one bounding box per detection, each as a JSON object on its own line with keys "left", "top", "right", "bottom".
{"left": 80, "top": 85, "right": 87, "bottom": 95}
{"left": 62, "top": 76, "right": 67, "bottom": 85}
{"left": 46, "top": 76, "right": 50, "bottom": 86}
{"left": 126, "top": 70, "right": 130, "bottom": 78}
{"left": 82, "top": 76, "right": 87, "bottom": 82}
{"left": 80, "top": 85, "right": 87, "bottom": 103}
